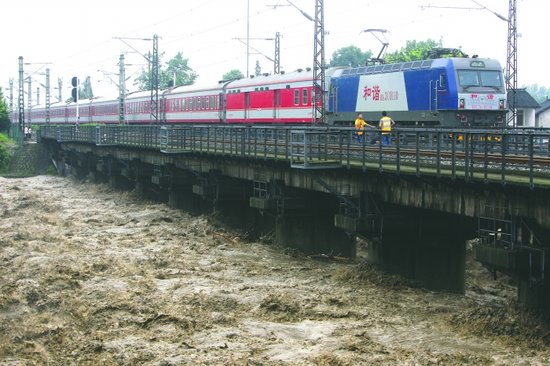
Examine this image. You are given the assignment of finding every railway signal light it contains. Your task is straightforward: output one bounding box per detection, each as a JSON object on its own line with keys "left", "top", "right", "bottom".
{"left": 71, "top": 76, "right": 78, "bottom": 103}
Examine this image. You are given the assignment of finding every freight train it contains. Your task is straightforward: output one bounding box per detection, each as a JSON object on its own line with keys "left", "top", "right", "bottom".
{"left": 13, "top": 56, "right": 507, "bottom": 128}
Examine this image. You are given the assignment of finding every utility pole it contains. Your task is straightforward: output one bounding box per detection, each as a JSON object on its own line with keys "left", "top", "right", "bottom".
{"left": 276, "top": 0, "right": 325, "bottom": 123}
{"left": 114, "top": 34, "right": 160, "bottom": 123}
{"left": 312, "top": 0, "right": 326, "bottom": 124}
{"left": 274, "top": 32, "right": 281, "bottom": 74}
{"left": 8, "top": 79, "right": 13, "bottom": 112}
{"left": 45, "top": 68, "right": 51, "bottom": 124}
{"left": 119, "top": 54, "right": 126, "bottom": 124}
{"left": 18, "top": 56, "right": 25, "bottom": 133}
{"left": 57, "top": 78, "right": 63, "bottom": 102}
{"left": 27, "top": 75, "right": 32, "bottom": 126}
{"left": 247, "top": 0, "right": 250, "bottom": 77}
{"left": 506, "top": 0, "right": 517, "bottom": 127}
{"left": 151, "top": 34, "right": 159, "bottom": 123}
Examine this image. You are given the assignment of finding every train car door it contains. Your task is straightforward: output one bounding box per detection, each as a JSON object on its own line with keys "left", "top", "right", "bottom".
{"left": 273, "top": 89, "right": 280, "bottom": 120}
{"left": 244, "top": 92, "right": 250, "bottom": 120}
{"left": 219, "top": 92, "right": 227, "bottom": 122}
{"left": 430, "top": 70, "right": 447, "bottom": 113}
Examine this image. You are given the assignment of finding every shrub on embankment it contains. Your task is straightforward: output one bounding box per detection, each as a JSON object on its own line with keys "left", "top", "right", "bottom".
{"left": 0, "top": 133, "right": 12, "bottom": 173}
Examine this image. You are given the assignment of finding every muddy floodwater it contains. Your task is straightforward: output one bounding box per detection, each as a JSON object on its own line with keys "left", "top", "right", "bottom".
{"left": 1, "top": 175, "right": 549, "bottom": 365}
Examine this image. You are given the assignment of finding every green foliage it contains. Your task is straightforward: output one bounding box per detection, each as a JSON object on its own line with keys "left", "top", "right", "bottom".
{"left": 0, "top": 87, "right": 10, "bottom": 133}
{"left": 0, "top": 133, "right": 11, "bottom": 172}
{"left": 165, "top": 52, "right": 197, "bottom": 87}
{"left": 135, "top": 52, "right": 198, "bottom": 91}
{"left": 524, "top": 84, "right": 550, "bottom": 103}
{"left": 80, "top": 76, "right": 94, "bottom": 100}
{"left": 223, "top": 69, "right": 244, "bottom": 81}
{"left": 330, "top": 46, "right": 372, "bottom": 67}
{"left": 384, "top": 39, "right": 443, "bottom": 63}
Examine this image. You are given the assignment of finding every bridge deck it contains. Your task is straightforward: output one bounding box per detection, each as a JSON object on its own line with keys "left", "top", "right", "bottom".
{"left": 39, "top": 125, "right": 550, "bottom": 189}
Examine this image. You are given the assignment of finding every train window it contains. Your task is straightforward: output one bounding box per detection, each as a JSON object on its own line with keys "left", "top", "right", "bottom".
{"left": 402, "top": 62, "right": 412, "bottom": 70}
{"left": 470, "top": 60, "right": 485, "bottom": 68}
{"left": 205, "top": 96, "right": 210, "bottom": 109}
{"left": 286, "top": 85, "right": 291, "bottom": 89}
{"left": 302, "top": 89, "right": 308, "bottom": 105}
{"left": 480, "top": 71, "right": 502, "bottom": 88}
{"left": 421, "top": 60, "right": 433, "bottom": 68}
{"left": 294, "top": 89, "right": 300, "bottom": 105}
{"left": 457, "top": 70, "right": 480, "bottom": 87}
{"left": 439, "top": 74, "right": 447, "bottom": 88}
{"left": 374, "top": 65, "right": 383, "bottom": 73}
{"left": 356, "top": 67, "right": 366, "bottom": 74}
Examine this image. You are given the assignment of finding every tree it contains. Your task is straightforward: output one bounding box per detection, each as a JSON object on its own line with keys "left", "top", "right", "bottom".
{"left": 135, "top": 52, "right": 197, "bottom": 91}
{"left": 525, "top": 84, "right": 550, "bottom": 103}
{"left": 222, "top": 69, "right": 244, "bottom": 81}
{"left": 384, "top": 39, "right": 444, "bottom": 63}
{"left": 0, "top": 87, "right": 10, "bottom": 133}
{"left": 329, "top": 46, "right": 372, "bottom": 67}
{"left": 165, "top": 52, "right": 197, "bottom": 88}
{"left": 80, "top": 76, "right": 94, "bottom": 100}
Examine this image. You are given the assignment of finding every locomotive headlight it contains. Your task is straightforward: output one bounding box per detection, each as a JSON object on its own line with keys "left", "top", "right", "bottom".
{"left": 499, "top": 99, "right": 505, "bottom": 109}
{"left": 459, "top": 98, "right": 465, "bottom": 109}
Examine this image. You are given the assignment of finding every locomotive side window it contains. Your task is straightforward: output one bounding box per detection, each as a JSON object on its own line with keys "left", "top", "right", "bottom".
{"left": 302, "top": 89, "right": 308, "bottom": 105}
{"left": 439, "top": 74, "right": 447, "bottom": 89}
{"left": 294, "top": 89, "right": 300, "bottom": 105}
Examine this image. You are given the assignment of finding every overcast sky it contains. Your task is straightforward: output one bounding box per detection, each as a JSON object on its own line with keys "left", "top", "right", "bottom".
{"left": 1, "top": 0, "right": 545, "bottom": 102}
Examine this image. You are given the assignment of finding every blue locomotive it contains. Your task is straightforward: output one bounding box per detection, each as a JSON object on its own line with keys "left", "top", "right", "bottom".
{"left": 326, "top": 57, "right": 507, "bottom": 127}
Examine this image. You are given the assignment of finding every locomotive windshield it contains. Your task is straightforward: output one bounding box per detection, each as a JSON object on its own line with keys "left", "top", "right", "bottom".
{"left": 457, "top": 70, "right": 503, "bottom": 88}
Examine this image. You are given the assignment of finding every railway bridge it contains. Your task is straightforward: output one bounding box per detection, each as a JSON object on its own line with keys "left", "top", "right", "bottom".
{"left": 38, "top": 124, "right": 550, "bottom": 314}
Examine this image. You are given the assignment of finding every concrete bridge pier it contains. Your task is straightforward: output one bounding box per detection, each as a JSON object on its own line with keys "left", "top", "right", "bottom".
{"left": 275, "top": 212, "right": 355, "bottom": 257}
{"left": 369, "top": 207, "right": 476, "bottom": 293}
{"left": 519, "top": 279, "right": 550, "bottom": 316}
{"left": 273, "top": 192, "right": 355, "bottom": 257}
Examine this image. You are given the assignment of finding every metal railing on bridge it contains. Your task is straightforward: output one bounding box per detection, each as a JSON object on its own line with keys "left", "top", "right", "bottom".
{"left": 39, "top": 124, "right": 550, "bottom": 188}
